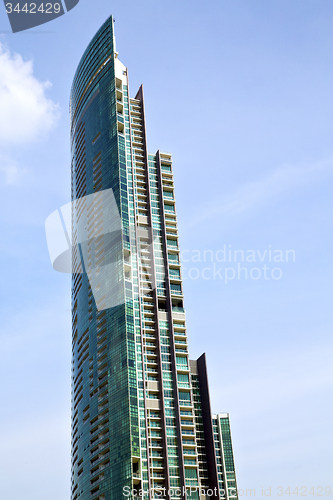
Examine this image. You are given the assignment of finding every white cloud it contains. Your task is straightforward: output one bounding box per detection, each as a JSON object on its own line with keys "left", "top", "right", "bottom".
{"left": 0, "top": 43, "right": 60, "bottom": 144}
{"left": 195, "top": 158, "right": 333, "bottom": 225}
{"left": 0, "top": 154, "right": 25, "bottom": 184}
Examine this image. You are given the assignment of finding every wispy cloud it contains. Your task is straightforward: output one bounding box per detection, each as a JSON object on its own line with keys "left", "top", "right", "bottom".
{"left": 210, "top": 342, "right": 333, "bottom": 486}
{"left": 211, "top": 340, "right": 333, "bottom": 418}
{"left": 195, "top": 158, "right": 333, "bottom": 225}
{"left": 0, "top": 414, "right": 70, "bottom": 500}
{"left": 0, "top": 42, "right": 60, "bottom": 145}
{"left": 0, "top": 154, "right": 25, "bottom": 184}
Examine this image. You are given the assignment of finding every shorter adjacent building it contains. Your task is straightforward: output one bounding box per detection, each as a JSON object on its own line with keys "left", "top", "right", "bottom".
{"left": 190, "top": 358, "right": 239, "bottom": 500}
{"left": 213, "top": 414, "right": 238, "bottom": 500}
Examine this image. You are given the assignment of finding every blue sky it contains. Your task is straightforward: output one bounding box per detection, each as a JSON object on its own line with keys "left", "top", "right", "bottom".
{"left": 0, "top": 1, "right": 332, "bottom": 498}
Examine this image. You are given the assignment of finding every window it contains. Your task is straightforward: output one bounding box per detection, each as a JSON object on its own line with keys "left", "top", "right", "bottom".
{"left": 171, "top": 284, "right": 182, "bottom": 294}
{"left": 176, "top": 356, "right": 187, "bottom": 365}
{"left": 164, "top": 203, "right": 175, "bottom": 213}
{"left": 168, "top": 253, "right": 179, "bottom": 263}
{"left": 163, "top": 190, "right": 174, "bottom": 199}
{"left": 169, "top": 268, "right": 180, "bottom": 279}
{"left": 178, "top": 390, "right": 190, "bottom": 401}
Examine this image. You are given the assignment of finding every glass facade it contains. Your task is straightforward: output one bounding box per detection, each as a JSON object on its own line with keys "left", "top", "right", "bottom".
{"left": 212, "top": 414, "right": 239, "bottom": 500}
{"left": 70, "top": 15, "right": 238, "bottom": 500}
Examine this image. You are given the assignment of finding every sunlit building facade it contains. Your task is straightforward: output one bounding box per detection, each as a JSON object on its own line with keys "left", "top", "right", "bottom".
{"left": 70, "top": 15, "right": 238, "bottom": 500}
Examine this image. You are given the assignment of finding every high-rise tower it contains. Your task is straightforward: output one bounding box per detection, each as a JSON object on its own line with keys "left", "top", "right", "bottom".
{"left": 70, "top": 16, "right": 238, "bottom": 500}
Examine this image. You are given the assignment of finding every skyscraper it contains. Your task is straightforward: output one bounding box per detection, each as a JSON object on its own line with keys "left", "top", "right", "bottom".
{"left": 70, "top": 15, "right": 238, "bottom": 500}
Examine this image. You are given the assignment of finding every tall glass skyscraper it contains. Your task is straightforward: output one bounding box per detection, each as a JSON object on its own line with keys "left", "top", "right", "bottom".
{"left": 70, "top": 15, "right": 238, "bottom": 500}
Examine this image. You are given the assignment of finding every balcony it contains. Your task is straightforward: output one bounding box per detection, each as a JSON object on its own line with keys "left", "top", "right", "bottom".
{"left": 150, "top": 441, "right": 163, "bottom": 448}
{"left": 178, "top": 382, "right": 190, "bottom": 389}
{"left": 182, "top": 429, "right": 195, "bottom": 436}
{"left": 146, "top": 367, "right": 158, "bottom": 373}
{"left": 144, "top": 333, "right": 155, "bottom": 339}
{"left": 163, "top": 190, "right": 174, "bottom": 200}
{"left": 184, "top": 458, "right": 197, "bottom": 467}
{"left": 164, "top": 204, "right": 175, "bottom": 214}
{"left": 179, "top": 400, "right": 192, "bottom": 407}
{"left": 172, "top": 307, "right": 184, "bottom": 313}
{"left": 176, "top": 365, "right": 189, "bottom": 373}
{"left": 144, "top": 324, "right": 155, "bottom": 331}
{"left": 183, "top": 448, "right": 197, "bottom": 456}
{"left": 133, "top": 472, "right": 141, "bottom": 485}
{"left": 145, "top": 353, "right": 157, "bottom": 361}
{"left": 180, "top": 410, "right": 192, "bottom": 416}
